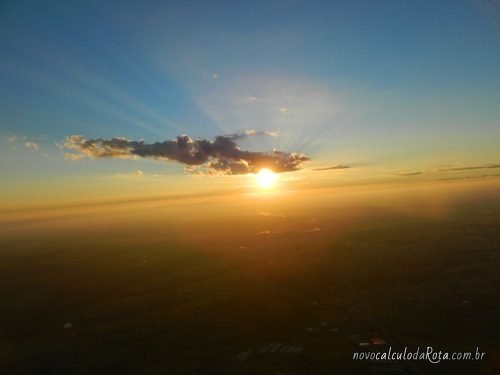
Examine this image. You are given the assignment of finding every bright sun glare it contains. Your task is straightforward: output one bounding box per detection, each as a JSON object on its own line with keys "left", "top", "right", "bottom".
{"left": 255, "top": 168, "right": 277, "bottom": 189}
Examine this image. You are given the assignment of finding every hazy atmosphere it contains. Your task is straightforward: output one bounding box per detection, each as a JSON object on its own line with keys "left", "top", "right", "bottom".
{"left": 1, "top": 1, "right": 499, "bottom": 374}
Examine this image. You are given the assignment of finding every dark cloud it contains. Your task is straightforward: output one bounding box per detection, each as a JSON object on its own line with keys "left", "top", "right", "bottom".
{"left": 313, "top": 165, "right": 351, "bottom": 171}
{"left": 397, "top": 163, "right": 500, "bottom": 177}
{"left": 438, "top": 164, "right": 500, "bottom": 171}
{"left": 397, "top": 171, "right": 425, "bottom": 176}
{"left": 64, "top": 131, "right": 309, "bottom": 175}
{"left": 437, "top": 174, "right": 500, "bottom": 181}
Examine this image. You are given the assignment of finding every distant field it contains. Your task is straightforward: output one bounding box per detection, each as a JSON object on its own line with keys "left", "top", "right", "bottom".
{"left": 0, "top": 180, "right": 499, "bottom": 374}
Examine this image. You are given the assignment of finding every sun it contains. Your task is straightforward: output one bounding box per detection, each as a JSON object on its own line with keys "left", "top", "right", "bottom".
{"left": 255, "top": 168, "right": 277, "bottom": 189}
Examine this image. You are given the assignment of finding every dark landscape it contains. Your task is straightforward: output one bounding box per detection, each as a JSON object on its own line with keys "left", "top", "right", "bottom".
{"left": 1, "top": 181, "right": 499, "bottom": 374}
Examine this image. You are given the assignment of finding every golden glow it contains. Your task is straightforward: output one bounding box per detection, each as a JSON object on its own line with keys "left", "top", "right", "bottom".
{"left": 255, "top": 168, "right": 277, "bottom": 189}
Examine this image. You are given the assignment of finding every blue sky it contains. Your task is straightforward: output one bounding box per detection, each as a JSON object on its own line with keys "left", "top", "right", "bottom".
{"left": 1, "top": 0, "right": 500, "bottom": 202}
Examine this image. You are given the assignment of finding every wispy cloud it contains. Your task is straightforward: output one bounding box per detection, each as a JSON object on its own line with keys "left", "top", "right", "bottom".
{"left": 397, "top": 170, "right": 425, "bottom": 176}
{"left": 24, "top": 141, "right": 39, "bottom": 152}
{"left": 6, "top": 135, "right": 18, "bottom": 144}
{"left": 64, "top": 130, "right": 310, "bottom": 175}
{"left": 398, "top": 163, "right": 500, "bottom": 177}
{"left": 439, "top": 164, "right": 500, "bottom": 171}
{"left": 64, "top": 153, "right": 85, "bottom": 160}
{"left": 437, "top": 174, "right": 500, "bottom": 181}
{"left": 2, "top": 133, "right": 41, "bottom": 152}
{"left": 112, "top": 170, "right": 145, "bottom": 178}
{"left": 313, "top": 165, "right": 351, "bottom": 171}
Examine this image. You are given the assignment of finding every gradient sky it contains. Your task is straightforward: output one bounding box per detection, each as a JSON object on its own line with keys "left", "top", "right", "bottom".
{"left": 1, "top": 0, "right": 500, "bottom": 206}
